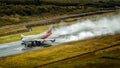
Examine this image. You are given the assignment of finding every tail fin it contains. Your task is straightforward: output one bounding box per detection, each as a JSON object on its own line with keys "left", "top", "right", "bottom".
{"left": 47, "top": 25, "right": 53, "bottom": 33}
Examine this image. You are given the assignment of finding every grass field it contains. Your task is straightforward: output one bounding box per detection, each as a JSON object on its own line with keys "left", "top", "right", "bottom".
{"left": 0, "top": 13, "right": 64, "bottom": 27}
{"left": 41, "top": 45, "right": 120, "bottom": 68}
{"left": 0, "top": 26, "right": 27, "bottom": 36}
{"left": 0, "top": 34, "right": 120, "bottom": 68}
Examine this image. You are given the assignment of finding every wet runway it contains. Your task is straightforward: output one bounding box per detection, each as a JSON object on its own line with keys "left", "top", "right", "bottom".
{"left": 0, "top": 14, "right": 120, "bottom": 57}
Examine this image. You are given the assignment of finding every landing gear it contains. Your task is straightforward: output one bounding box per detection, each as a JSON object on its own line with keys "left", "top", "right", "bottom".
{"left": 22, "top": 41, "right": 50, "bottom": 48}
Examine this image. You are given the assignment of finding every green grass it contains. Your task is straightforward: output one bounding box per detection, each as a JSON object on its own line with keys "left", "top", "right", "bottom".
{"left": 0, "top": 34, "right": 119, "bottom": 68}
{"left": 42, "top": 46, "right": 120, "bottom": 68}
{"left": 0, "top": 13, "right": 64, "bottom": 27}
{"left": 0, "top": 26, "right": 27, "bottom": 35}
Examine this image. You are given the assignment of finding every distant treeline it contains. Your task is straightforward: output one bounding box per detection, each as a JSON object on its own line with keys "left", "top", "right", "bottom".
{"left": 0, "top": 0, "right": 119, "bottom": 16}
{"left": 0, "top": 0, "right": 120, "bottom": 7}
{"left": 0, "top": 0, "right": 78, "bottom": 5}
{"left": 0, "top": 5, "right": 79, "bottom": 16}
{"left": 0, "top": 0, "right": 42, "bottom": 5}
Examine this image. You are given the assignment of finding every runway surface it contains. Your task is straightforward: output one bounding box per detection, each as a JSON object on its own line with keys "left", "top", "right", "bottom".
{"left": 0, "top": 14, "right": 120, "bottom": 57}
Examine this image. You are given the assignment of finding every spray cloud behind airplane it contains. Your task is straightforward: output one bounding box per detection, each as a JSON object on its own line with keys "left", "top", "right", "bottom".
{"left": 49, "top": 15, "right": 120, "bottom": 44}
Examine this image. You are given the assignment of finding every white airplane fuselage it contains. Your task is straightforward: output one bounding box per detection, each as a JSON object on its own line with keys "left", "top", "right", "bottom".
{"left": 21, "top": 33, "right": 45, "bottom": 42}
{"left": 21, "top": 25, "right": 55, "bottom": 47}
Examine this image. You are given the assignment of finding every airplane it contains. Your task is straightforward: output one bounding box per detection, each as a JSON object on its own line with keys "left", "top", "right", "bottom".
{"left": 21, "top": 25, "right": 55, "bottom": 47}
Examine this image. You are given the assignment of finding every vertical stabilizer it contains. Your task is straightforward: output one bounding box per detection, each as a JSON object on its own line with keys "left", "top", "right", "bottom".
{"left": 47, "top": 25, "right": 53, "bottom": 33}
